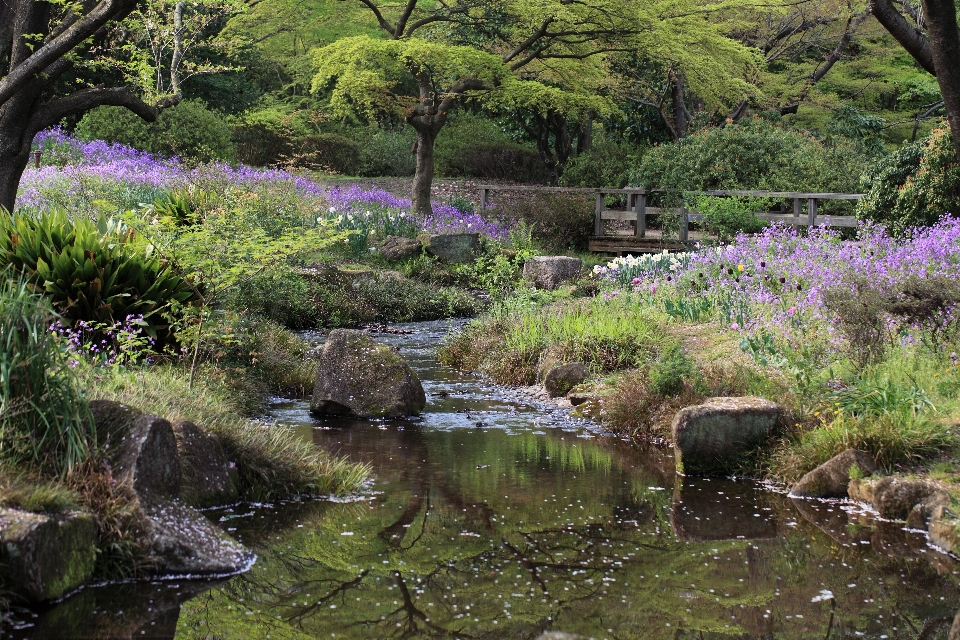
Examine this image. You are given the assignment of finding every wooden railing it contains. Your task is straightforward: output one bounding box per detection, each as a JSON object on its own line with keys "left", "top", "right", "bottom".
{"left": 478, "top": 185, "right": 864, "bottom": 245}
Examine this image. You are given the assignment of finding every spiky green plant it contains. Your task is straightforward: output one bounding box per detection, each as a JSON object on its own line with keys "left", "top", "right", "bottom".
{"left": 0, "top": 210, "right": 196, "bottom": 340}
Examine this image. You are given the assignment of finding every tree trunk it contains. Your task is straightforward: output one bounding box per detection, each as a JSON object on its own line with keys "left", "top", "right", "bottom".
{"left": 0, "top": 151, "right": 29, "bottom": 213}
{"left": 671, "top": 76, "right": 690, "bottom": 139}
{"left": 921, "top": 0, "right": 960, "bottom": 160}
{"left": 411, "top": 125, "right": 439, "bottom": 215}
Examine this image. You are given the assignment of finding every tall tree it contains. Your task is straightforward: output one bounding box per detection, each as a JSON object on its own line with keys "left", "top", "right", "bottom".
{"left": 312, "top": 0, "right": 758, "bottom": 214}
{"left": 0, "top": 0, "right": 179, "bottom": 212}
{"left": 870, "top": 0, "right": 960, "bottom": 158}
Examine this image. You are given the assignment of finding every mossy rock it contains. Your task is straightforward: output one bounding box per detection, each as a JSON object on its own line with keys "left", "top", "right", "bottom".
{"left": 311, "top": 329, "right": 426, "bottom": 418}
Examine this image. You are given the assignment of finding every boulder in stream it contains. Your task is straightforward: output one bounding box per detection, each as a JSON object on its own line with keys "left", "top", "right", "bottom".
{"left": 311, "top": 329, "right": 426, "bottom": 418}
{"left": 544, "top": 362, "right": 589, "bottom": 398}
{"left": 789, "top": 449, "right": 876, "bottom": 499}
{"left": 0, "top": 508, "right": 97, "bottom": 602}
{"left": 671, "top": 397, "right": 780, "bottom": 475}
{"left": 173, "top": 420, "right": 239, "bottom": 508}
{"left": 849, "top": 475, "right": 950, "bottom": 521}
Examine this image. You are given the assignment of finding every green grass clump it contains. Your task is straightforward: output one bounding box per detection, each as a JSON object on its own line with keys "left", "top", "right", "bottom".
{"left": 82, "top": 364, "right": 368, "bottom": 500}
{"left": 440, "top": 295, "right": 673, "bottom": 385}
{"left": 0, "top": 277, "right": 92, "bottom": 475}
{"left": 0, "top": 467, "right": 78, "bottom": 513}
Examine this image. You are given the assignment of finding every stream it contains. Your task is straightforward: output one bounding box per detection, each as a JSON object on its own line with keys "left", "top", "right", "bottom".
{"left": 11, "top": 319, "right": 960, "bottom": 639}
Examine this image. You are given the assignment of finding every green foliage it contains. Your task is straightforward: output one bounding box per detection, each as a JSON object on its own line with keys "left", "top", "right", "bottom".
{"left": 825, "top": 105, "right": 888, "bottom": 160}
{"left": 352, "top": 127, "right": 416, "bottom": 177}
{"left": 688, "top": 195, "right": 770, "bottom": 241}
{"left": 857, "top": 127, "right": 960, "bottom": 233}
{"left": 560, "top": 140, "right": 637, "bottom": 188}
{"left": 0, "top": 210, "right": 195, "bottom": 340}
{"left": 295, "top": 133, "right": 361, "bottom": 173}
{"left": 649, "top": 343, "right": 694, "bottom": 397}
{"left": 76, "top": 100, "right": 234, "bottom": 162}
{"left": 0, "top": 278, "right": 92, "bottom": 475}
{"left": 436, "top": 114, "right": 548, "bottom": 182}
{"left": 634, "top": 118, "right": 864, "bottom": 197}
{"left": 486, "top": 192, "right": 594, "bottom": 252}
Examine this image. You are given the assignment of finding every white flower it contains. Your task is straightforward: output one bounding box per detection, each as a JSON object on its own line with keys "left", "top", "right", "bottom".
{"left": 329, "top": 206, "right": 337, "bottom": 213}
{"left": 810, "top": 590, "right": 834, "bottom": 603}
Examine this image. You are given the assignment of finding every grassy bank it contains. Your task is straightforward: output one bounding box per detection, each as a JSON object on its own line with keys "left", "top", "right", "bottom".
{"left": 440, "top": 223, "right": 960, "bottom": 487}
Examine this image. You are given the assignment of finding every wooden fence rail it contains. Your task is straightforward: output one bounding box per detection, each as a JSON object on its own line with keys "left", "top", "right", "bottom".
{"left": 478, "top": 185, "right": 864, "bottom": 252}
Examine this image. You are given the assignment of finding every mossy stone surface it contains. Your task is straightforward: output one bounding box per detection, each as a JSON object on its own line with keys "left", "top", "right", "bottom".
{"left": 311, "top": 329, "right": 426, "bottom": 418}
{"left": 0, "top": 508, "right": 97, "bottom": 602}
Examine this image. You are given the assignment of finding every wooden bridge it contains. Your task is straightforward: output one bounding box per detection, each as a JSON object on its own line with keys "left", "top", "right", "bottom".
{"left": 478, "top": 185, "right": 863, "bottom": 254}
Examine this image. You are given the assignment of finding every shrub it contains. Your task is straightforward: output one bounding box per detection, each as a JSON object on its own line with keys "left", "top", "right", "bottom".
{"left": 486, "top": 192, "right": 594, "bottom": 252}
{"left": 293, "top": 133, "right": 361, "bottom": 174}
{"left": 688, "top": 195, "right": 770, "bottom": 241}
{"left": 857, "top": 127, "right": 960, "bottom": 233}
{"left": 352, "top": 127, "right": 417, "bottom": 177}
{"left": 435, "top": 114, "right": 548, "bottom": 182}
{"left": 232, "top": 122, "right": 294, "bottom": 166}
{"left": 76, "top": 100, "right": 234, "bottom": 163}
{"left": 560, "top": 140, "right": 637, "bottom": 188}
{"left": 0, "top": 211, "right": 196, "bottom": 341}
{"left": 633, "top": 118, "right": 864, "bottom": 202}
{"left": 0, "top": 278, "right": 92, "bottom": 474}
{"left": 649, "top": 343, "right": 695, "bottom": 397}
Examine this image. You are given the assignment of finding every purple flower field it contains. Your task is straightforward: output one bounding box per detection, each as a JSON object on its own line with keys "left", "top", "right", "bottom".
{"left": 597, "top": 219, "right": 960, "bottom": 354}
{"left": 20, "top": 128, "right": 511, "bottom": 241}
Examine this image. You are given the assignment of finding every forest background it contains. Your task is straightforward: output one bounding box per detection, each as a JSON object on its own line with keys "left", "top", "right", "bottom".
{"left": 18, "top": 0, "right": 953, "bottom": 212}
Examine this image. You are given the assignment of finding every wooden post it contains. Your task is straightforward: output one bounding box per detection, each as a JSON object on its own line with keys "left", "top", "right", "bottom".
{"left": 793, "top": 197, "right": 801, "bottom": 224}
{"left": 480, "top": 187, "right": 488, "bottom": 211}
{"left": 807, "top": 197, "right": 818, "bottom": 227}
{"left": 32, "top": 150, "right": 42, "bottom": 168}
{"left": 635, "top": 192, "right": 646, "bottom": 238}
{"left": 594, "top": 192, "right": 605, "bottom": 236}
{"left": 679, "top": 206, "right": 689, "bottom": 242}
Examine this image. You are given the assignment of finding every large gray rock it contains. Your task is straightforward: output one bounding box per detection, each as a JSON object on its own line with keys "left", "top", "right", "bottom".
{"left": 89, "top": 401, "right": 251, "bottom": 577}
{"left": 789, "top": 449, "right": 877, "bottom": 499}
{"left": 142, "top": 500, "right": 253, "bottom": 576}
{"left": 849, "top": 476, "right": 950, "bottom": 521}
{"left": 544, "top": 362, "right": 589, "bottom": 398}
{"left": 311, "top": 329, "right": 426, "bottom": 418}
{"left": 0, "top": 508, "right": 97, "bottom": 602}
{"left": 173, "top": 421, "right": 239, "bottom": 508}
{"left": 378, "top": 235, "right": 421, "bottom": 261}
{"left": 523, "top": 256, "right": 583, "bottom": 290}
{"left": 90, "top": 400, "right": 181, "bottom": 499}
{"left": 425, "top": 233, "right": 479, "bottom": 263}
{"left": 671, "top": 397, "right": 780, "bottom": 475}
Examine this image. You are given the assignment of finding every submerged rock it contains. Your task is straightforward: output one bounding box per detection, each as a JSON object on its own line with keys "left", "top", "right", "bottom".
{"left": 425, "top": 233, "right": 479, "bottom": 263}
{"left": 671, "top": 397, "right": 780, "bottom": 475}
{"left": 523, "top": 256, "right": 582, "bottom": 290}
{"left": 849, "top": 476, "right": 949, "bottom": 521}
{"left": 311, "top": 329, "right": 426, "bottom": 418}
{"left": 0, "top": 508, "right": 97, "bottom": 602}
{"left": 544, "top": 362, "right": 589, "bottom": 398}
{"left": 378, "top": 235, "right": 421, "bottom": 261}
{"left": 789, "top": 449, "right": 877, "bottom": 499}
{"left": 173, "top": 421, "right": 239, "bottom": 508}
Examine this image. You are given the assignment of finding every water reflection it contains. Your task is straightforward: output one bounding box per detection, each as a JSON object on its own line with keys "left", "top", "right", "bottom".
{"left": 9, "top": 320, "right": 960, "bottom": 639}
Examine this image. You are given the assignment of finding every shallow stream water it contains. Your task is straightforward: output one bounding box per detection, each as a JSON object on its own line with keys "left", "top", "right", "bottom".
{"left": 12, "top": 320, "right": 960, "bottom": 639}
